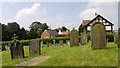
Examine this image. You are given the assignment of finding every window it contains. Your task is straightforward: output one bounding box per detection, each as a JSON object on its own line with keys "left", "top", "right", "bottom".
{"left": 87, "top": 26, "right": 91, "bottom": 31}
{"left": 106, "top": 26, "right": 111, "bottom": 30}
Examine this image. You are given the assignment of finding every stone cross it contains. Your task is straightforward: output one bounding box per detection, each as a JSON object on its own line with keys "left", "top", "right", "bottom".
{"left": 12, "top": 34, "right": 19, "bottom": 48}
{"left": 12, "top": 34, "right": 18, "bottom": 40}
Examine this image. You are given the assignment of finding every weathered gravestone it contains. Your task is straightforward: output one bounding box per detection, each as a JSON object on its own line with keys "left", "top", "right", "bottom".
{"left": 29, "top": 40, "right": 41, "bottom": 56}
{"left": 114, "top": 33, "right": 118, "bottom": 44}
{"left": 59, "top": 40, "right": 63, "bottom": 46}
{"left": 10, "top": 34, "right": 24, "bottom": 59}
{"left": 80, "top": 32, "right": 87, "bottom": 45}
{"left": 91, "top": 22, "right": 106, "bottom": 49}
{"left": 47, "top": 42, "right": 49, "bottom": 47}
{"left": 66, "top": 40, "right": 70, "bottom": 45}
{"left": 70, "top": 28, "right": 79, "bottom": 47}
{"left": 53, "top": 40, "right": 56, "bottom": 46}
{"left": 41, "top": 41, "right": 44, "bottom": 48}
{"left": 118, "top": 28, "right": 120, "bottom": 48}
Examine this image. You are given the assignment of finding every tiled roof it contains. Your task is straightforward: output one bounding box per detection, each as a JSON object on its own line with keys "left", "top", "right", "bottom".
{"left": 82, "top": 20, "right": 91, "bottom": 27}
{"left": 61, "top": 32, "right": 69, "bottom": 35}
{"left": 46, "top": 29, "right": 59, "bottom": 37}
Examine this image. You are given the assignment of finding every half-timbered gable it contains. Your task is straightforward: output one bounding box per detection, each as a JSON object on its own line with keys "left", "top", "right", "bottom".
{"left": 82, "top": 14, "right": 114, "bottom": 33}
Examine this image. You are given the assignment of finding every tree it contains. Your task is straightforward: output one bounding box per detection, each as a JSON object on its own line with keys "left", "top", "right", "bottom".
{"left": 55, "top": 26, "right": 68, "bottom": 32}
{"left": 78, "top": 24, "right": 83, "bottom": 35}
{"left": 29, "top": 21, "right": 49, "bottom": 39}
{"left": 2, "top": 22, "right": 28, "bottom": 41}
{"left": 61, "top": 26, "right": 67, "bottom": 32}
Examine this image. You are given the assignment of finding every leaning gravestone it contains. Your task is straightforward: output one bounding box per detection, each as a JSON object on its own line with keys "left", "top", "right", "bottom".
{"left": 70, "top": 28, "right": 79, "bottom": 47}
{"left": 10, "top": 34, "right": 24, "bottom": 59}
{"left": 59, "top": 40, "right": 63, "bottom": 46}
{"left": 91, "top": 22, "right": 106, "bottom": 49}
{"left": 114, "top": 33, "right": 118, "bottom": 44}
{"left": 80, "top": 32, "right": 87, "bottom": 45}
{"left": 29, "top": 40, "right": 41, "bottom": 56}
{"left": 118, "top": 28, "right": 120, "bottom": 48}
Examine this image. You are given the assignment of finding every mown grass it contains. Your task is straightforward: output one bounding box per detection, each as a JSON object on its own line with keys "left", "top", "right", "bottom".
{"left": 1, "top": 42, "right": 118, "bottom": 66}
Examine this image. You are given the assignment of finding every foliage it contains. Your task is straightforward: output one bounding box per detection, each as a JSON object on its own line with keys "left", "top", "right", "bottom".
{"left": 78, "top": 24, "right": 83, "bottom": 35}
{"left": 2, "top": 22, "right": 28, "bottom": 41}
{"left": 1, "top": 33, "right": 115, "bottom": 46}
{"left": 28, "top": 21, "right": 49, "bottom": 39}
{"left": 55, "top": 26, "right": 68, "bottom": 32}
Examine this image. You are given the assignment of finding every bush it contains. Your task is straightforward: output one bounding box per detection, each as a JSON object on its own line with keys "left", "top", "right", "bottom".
{"left": 1, "top": 33, "right": 115, "bottom": 46}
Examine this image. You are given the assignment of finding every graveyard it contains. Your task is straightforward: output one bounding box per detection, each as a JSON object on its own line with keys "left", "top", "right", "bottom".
{"left": 1, "top": 22, "right": 119, "bottom": 66}
{"left": 1, "top": 2, "right": 119, "bottom": 67}
{"left": 1, "top": 41, "right": 118, "bottom": 66}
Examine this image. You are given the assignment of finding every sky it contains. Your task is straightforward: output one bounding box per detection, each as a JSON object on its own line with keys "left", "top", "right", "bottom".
{"left": 0, "top": 0, "right": 119, "bottom": 30}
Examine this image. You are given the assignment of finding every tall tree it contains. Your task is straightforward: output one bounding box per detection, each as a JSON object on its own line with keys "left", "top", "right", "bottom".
{"left": 29, "top": 21, "right": 48, "bottom": 38}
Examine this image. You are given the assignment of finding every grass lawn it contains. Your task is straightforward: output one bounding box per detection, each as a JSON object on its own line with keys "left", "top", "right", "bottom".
{"left": 1, "top": 42, "right": 118, "bottom": 66}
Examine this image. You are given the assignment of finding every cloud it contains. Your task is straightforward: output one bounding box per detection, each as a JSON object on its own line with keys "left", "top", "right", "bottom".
{"left": 15, "top": 3, "right": 46, "bottom": 30}
{"left": 78, "top": 1, "right": 118, "bottom": 30}
{"left": 46, "top": 13, "right": 79, "bottom": 30}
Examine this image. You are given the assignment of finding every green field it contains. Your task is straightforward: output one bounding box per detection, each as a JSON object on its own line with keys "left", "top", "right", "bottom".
{"left": 1, "top": 42, "right": 118, "bottom": 66}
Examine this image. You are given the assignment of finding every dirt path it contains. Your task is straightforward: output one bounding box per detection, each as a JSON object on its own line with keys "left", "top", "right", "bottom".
{"left": 16, "top": 56, "right": 51, "bottom": 66}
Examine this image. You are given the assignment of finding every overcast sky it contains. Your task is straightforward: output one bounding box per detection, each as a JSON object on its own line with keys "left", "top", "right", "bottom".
{"left": 0, "top": 0, "right": 119, "bottom": 30}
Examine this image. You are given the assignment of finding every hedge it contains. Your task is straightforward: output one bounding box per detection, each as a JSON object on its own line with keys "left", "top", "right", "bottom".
{"left": 87, "top": 33, "right": 115, "bottom": 42}
{"left": 1, "top": 33, "right": 115, "bottom": 46}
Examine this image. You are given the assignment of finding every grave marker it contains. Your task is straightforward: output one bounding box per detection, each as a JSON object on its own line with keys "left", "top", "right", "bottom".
{"left": 114, "top": 33, "right": 118, "bottom": 44}
{"left": 70, "top": 28, "right": 79, "bottom": 47}
{"left": 29, "top": 40, "right": 41, "bottom": 56}
{"left": 59, "top": 40, "right": 63, "bottom": 46}
{"left": 10, "top": 34, "right": 24, "bottom": 59}
{"left": 80, "top": 32, "right": 87, "bottom": 45}
{"left": 118, "top": 28, "right": 120, "bottom": 48}
{"left": 91, "top": 22, "right": 106, "bottom": 49}
{"left": 53, "top": 40, "right": 55, "bottom": 46}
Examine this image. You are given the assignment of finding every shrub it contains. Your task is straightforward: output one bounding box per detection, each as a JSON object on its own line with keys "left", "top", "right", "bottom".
{"left": 1, "top": 33, "right": 114, "bottom": 46}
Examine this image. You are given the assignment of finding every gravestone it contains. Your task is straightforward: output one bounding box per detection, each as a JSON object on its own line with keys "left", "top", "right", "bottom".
{"left": 29, "top": 40, "right": 41, "bottom": 56}
{"left": 70, "top": 28, "right": 79, "bottom": 47}
{"left": 118, "top": 28, "right": 120, "bottom": 48}
{"left": 80, "top": 32, "right": 87, "bottom": 45}
{"left": 10, "top": 34, "right": 24, "bottom": 59}
{"left": 41, "top": 41, "right": 44, "bottom": 48}
{"left": 114, "top": 33, "right": 118, "bottom": 44}
{"left": 56, "top": 43, "right": 58, "bottom": 46}
{"left": 47, "top": 42, "right": 49, "bottom": 47}
{"left": 59, "top": 40, "right": 63, "bottom": 46}
{"left": 66, "top": 40, "right": 70, "bottom": 45}
{"left": 53, "top": 40, "right": 55, "bottom": 46}
{"left": 89, "top": 40, "right": 91, "bottom": 44}
{"left": 91, "top": 22, "right": 106, "bottom": 49}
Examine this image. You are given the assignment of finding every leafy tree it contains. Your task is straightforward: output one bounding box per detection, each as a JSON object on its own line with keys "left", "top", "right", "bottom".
{"left": 29, "top": 21, "right": 48, "bottom": 38}
{"left": 55, "top": 26, "right": 68, "bottom": 32}
{"left": 2, "top": 22, "right": 28, "bottom": 41}
{"left": 61, "top": 26, "right": 67, "bottom": 32}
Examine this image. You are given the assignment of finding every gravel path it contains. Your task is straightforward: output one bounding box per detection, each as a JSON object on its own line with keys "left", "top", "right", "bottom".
{"left": 16, "top": 56, "right": 51, "bottom": 66}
